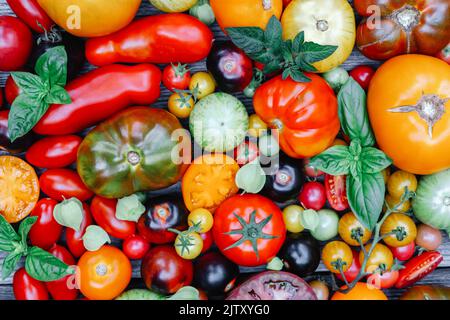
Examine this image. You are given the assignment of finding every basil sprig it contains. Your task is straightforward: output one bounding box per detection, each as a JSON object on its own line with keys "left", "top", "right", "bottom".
{"left": 8, "top": 46, "right": 71, "bottom": 142}
{"left": 226, "top": 16, "right": 337, "bottom": 82}
{"left": 310, "top": 78, "right": 392, "bottom": 230}
{"left": 0, "top": 215, "right": 73, "bottom": 281}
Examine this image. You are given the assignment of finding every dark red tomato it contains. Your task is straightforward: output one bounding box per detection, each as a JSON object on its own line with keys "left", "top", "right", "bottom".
{"left": 207, "top": 41, "right": 253, "bottom": 93}
{"left": 299, "top": 181, "right": 326, "bottom": 211}
{"left": 367, "top": 270, "right": 399, "bottom": 289}
{"left": 349, "top": 65, "right": 375, "bottom": 91}
{"left": 396, "top": 251, "right": 443, "bottom": 288}
{"left": 436, "top": 43, "right": 450, "bottom": 64}
{"left": 46, "top": 244, "right": 78, "bottom": 300}
{"left": 200, "top": 231, "right": 214, "bottom": 254}
{"left": 5, "top": 74, "right": 20, "bottom": 105}
{"left": 234, "top": 140, "right": 259, "bottom": 166}
{"left": 162, "top": 63, "right": 191, "bottom": 92}
{"left": 6, "top": 0, "right": 54, "bottom": 32}
{"left": 91, "top": 196, "right": 136, "bottom": 240}
{"left": 13, "top": 268, "right": 49, "bottom": 300}
{"left": 66, "top": 203, "right": 92, "bottom": 258}
{"left": 0, "top": 16, "right": 32, "bottom": 71}
{"left": 28, "top": 198, "right": 62, "bottom": 250}
{"left": 336, "top": 250, "right": 361, "bottom": 283}
{"left": 325, "top": 174, "right": 349, "bottom": 211}
{"left": 304, "top": 158, "right": 325, "bottom": 178}
{"left": 141, "top": 245, "right": 193, "bottom": 295}
{"left": 39, "top": 169, "right": 94, "bottom": 202}
{"left": 122, "top": 234, "right": 150, "bottom": 260}
{"left": 390, "top": 242, "right": 415, "bottom": 262}
{"left": 26, "top": 135, "right": 82, "bottom": 169}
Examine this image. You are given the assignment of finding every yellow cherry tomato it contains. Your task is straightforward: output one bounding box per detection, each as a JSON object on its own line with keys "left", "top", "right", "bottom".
{"left": 282, "top": 205, "right": 305, "bottom": 233}
{"left": 322, "top": 241, "right": 353, "bottom": 274}
{"left": 384, "top": 194, "right": 411, "bottom": 213}
{"left": 189, "top": 72, "right": 216, "bottom": 99}
{"left": 359, "top": 243, "right": 394, "bottom": 274}
{"left": 248, "top": 114, "right": 268, "bottom": 138}
{"left": 387, "top": 171, "right": 417, "bottom": 199}
{"left": 338, "top": 212, "right": 372, "bottom": 247}
{"left": 381, "top": 213, "right": 417, "bottom": 248}
{"left": 188, "top": 208, "right": 214, "bottom": 233}
{"left": 168, "top": 93, "right": 195, "bottom": 119}
{"left": 174, "top": 231, "right": 203, "bottom": 260}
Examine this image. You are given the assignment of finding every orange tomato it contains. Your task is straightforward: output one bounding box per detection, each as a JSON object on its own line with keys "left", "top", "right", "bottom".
{"left": 368, "top": 55, "right": 450, "bottom": 175}
{"left": 210, "top": 0, "right": 283, "bottom": 32}
{"left": 0, "top": 156, "right": 39, "bottom": 223}
{"left": 77, "top": 245, "right": 131, "bottom": 300}
{"left": 331, "top": 282, "right": 388, "bottom": 300}
{"left": 182, "top": 154, "right": 239, "bottom": 212}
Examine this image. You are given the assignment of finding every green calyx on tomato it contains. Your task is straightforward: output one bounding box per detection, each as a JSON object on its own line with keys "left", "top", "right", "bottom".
{"left": 82, "top": 225, "right": 111, "bottom": 252}
{"left": 53, "top": 197, "right": 84, "bottom": 232}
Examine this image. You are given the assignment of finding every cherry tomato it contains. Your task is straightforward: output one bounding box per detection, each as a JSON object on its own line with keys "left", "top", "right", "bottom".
{"left": 359, "top": 243, "right": 394, "bottom": 274}
{"left": 28, "top": 198, "right": 62, "bottom": 250}
{"left": 387, "top": 170, "right": 417, "bottom": 199}
{"left": 248, "top": 114, "right": 268, "bottom": 138}
{"left": 396, "top": 251, "right": 443, "bottom": 288}
{"left": 13, "top": 268, "right": 49, "bottom": 300}
{"left": 325, "top": 174, "right": 349, "bottom": 211}
{"left": 39, "top": 169, "right": 94, "bottom": 202}
{"left": 299, "top": 181, "right": 326, "bottom": 211}
{"left": 349, "top": 65, "right": 375, "bottom": 90}
{"left": 162, "top": 63, "right": 191, "bottom": 92}
{"left": 4, "top": 74, "right": 20, "bottom": 105}
{"left": 389, "top": 241, "right": 415, "bottom": 262}
{"left": 416, "top": 224, "right": 443, "bottom": 251}
{"left": 66, "top": 203, "right": 92, "bottom": 258}
{"left": 122, "top": 234, "right": 151, "bottom": 260}
{"left": 200, "top": 230, "right": 214, "bottom": 253}
{"left": 322, "top": 241, "right": 353, "bottom": 274}
{"left": 234, "top": 140, "right": 259, "bottom": 166}
{"left": 309, "top": 280, "right": 329, "bottom": 300}
{"left": 381, "top": 213, "right": 417, "bottom": 247}
{"left": 189, "top": 72, "right": 216, "bottom": 99}
{"left": 46, "top": 244, "right": 78, "bottom": 300}
{"left": 384, "top": 194, "right": 411, "bottom": 213}
{"left": 174, "top": 231, "right": 203, "bottom": 260}
{"left": 336, "top": 250, "right": 361, "bottom": 283}
{"left": 304, "top": 158, "right": 324, "bottom": 178}
{"left": 188, "top": 208, "right": 214, "bottom": 233}
{"left": 338, "top": 212, "right": 372, "bottom": 246}
{"left": 282, "top": 205, "right": 305, "bottom": 234}
{"left": 0, "top": 16, "right": 32, "bottom": 71}
{"left": 168, "top": 92, "right": 195, "bottom": 119}
{"left": 367, "top": 270, "right": 399, "bottom": 290}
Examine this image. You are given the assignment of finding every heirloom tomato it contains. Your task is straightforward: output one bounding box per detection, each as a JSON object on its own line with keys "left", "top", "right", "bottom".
{"left": 28, "top": 198, "right": 62, "bottom": 250}
{"left": 189, "top": 71, "right": 216, "bottom": 99}
{"left": 336, "top": 250, "right": 361, "bottom": 283}
{"left": 338, "top": 212, "right": 372, "bottom": 247}
{"left": 416, "top": 224, "right": 442, "bottom": 251}
{"left": 39, "top": 169, "right": 93, "bottom": 202}
{"left": 66, "top": 202, "right": 92, "bottom": 258}
{"left": 46, "top": 244, "right": 78, "bottom": 300}
{"left": 13, "top": 268, "right": 49, "bottom": 301}
{"left": 188, "top": 208, "right": 214, "bottom": 233}
{"left": 213, "top": 194, "right": 286, "bottom": 267}
{"left": 77, "top": 107, "right": 188, "bottom": 199}
{"left": 368, "top": 55, "right": 450, "bottom": 175}
{"left": 349, "top": 65, "right": 375, "bottom": 91}
{"left": 253, "top": 74, "right": 339, "bottom": 158}
{"left": 401, "top": 286, "right": 450, "bottom": 300}
{"left": 279, "top": 233, "right": 321, "bottom": 277}
{"left": 390, "top": 242, "right": 415, "bottom": 262}
{"left": 4, "top": 75, "right": 20, "bottom": 105}
{"left": 299, "top": 182, "right": 326, "bottom": 211}
{"left": 0, "top": 16, "right": 32, "bottom": 71}
{"left": 437, "top": 43, "right": 450, "bottom": 64}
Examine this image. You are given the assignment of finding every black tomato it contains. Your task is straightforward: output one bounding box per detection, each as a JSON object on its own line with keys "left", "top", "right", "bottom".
{"left": 0, "top": 110, "right": 34, "bottom": 154}
{"left": 279, "top": 233, "right": 321, "bottom": 277}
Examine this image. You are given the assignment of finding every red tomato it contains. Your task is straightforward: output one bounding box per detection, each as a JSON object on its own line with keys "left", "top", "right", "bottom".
{"left": 162, "top": 63, "right": 191, "bottom": 92}
{"left": 200, "top": 231, "right": 214, "bottom": 254}
{"left": 325, "top": 174, "right": 349, "bottom": 211}
{"left": 122, "top": 234, "right": 150, "bottom": 260}
{"left": 0, "top": 16, "right": 32, "bottom": 71}
{"left": 13, "top": 268, "right": 49, "bottom": 300}
{"left": 28, "top": 198, "right": 62, "bottom": 250}
{"left": 6, "top": 0, "right": 54, "bottom": 32}
{"left": 299, "top": 181, "right": 326, "bottom": 211}
{"left": 5, "top": 74, "right": 20, "bottom": 105}
{"left": 367, "top": 271, "right": 399, "bottom": 289}
{"left": 336, "top": 250, "right": 361, "bottom": 283}
{"left": 26, "top": 135, "right": 82, "bottom": 169}
{"left": 213, "top": 194, "right": 286, "bottom": 267}
{"left": 46, "top": 244, "right": 78, "bottom": 300}
{"left": 283, "top": 0, "right": 293, "bottom": 8}
{"left": 304, "top": 158, "right": 324, "bottom": 178}
{"left": 39, "top": 169, "right": 94, "bottom": 202}
{"left": 90, "top": 196, "right": 136, "bottom": 240}
{"left": 390, "top": 242, "right": 415, "bottom": 262}
{"left": 234, "top": 140, "right": 259, "bottom": 166}
{"left": 66, "top": 203, "right": 92, "bottom": 258}
{"left": 349, "top": 65, "right": 375, "bottom": 91}
{"left": 396, "top": 251, "right": 443, "bottom": 288}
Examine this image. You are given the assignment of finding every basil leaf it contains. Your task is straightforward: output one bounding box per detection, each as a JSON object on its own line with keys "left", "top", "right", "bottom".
{"left": 0, "top": 215, "right": 20, "bottom": 252}
{"left": 301, "top": 41, "right": 337, "bottom": 64}
{"left": 35, "top": 46, "right": 68, "bottom": 87}
{"left": 2, "top": 251, "right": 23, "bottom": 280}
{"left": 309, "top": 145, "right": 352, "bottom": 176}
{"left": 226, "top": 27, "right": 265, "bottom": 58}
{"left": 360, "top": 147, "right": 392, "bottom": 174}
{"left": 18, "top": 216, "right": 38, "bottom": 249}
{"left": 338, "top": 78, "right": 376, "bottom": 147}
{"left": 25, "top": 246, "right": 72, "bottom": 282}
{"left": 11, "top": 72, "right": 46, "bottom": 96}
{"left": 264, "top": 16, "right": 283, "bottom": 52}
{"left": 347, "top": 172, "right": 385, "bottom": 230}
{"left": 45, "top": 85, "right": 72, "bottom": 104}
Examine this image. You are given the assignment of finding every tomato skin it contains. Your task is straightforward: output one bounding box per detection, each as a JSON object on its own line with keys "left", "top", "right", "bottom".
{"left": 33, "top": 64, "right": 161, "bottom": 136}
{"left": 395, "top": 251, "right": 443, "bottom": 288}
{"left": 28, "top": 198, "right": 62, "bottom": 250}
{"left": 390, "top": 242, "right": 415, "bottom": 262}
{"left": 416, "top": 224, "right": 443, "bottom": 251}
{"left": 381, "top": 213, "right": 417, "bottom": 247}
{"left": 5, "top": 74, "right": 20, "bottom": 105}
{"left": 13, "top": 268, "right": 49, "bottom": 300}
{"left": 331, "top": 282, "right": 388, "bottom": 300}
{"left": 336, "top": 250, "right": 361, "bottom": 283}
{"left": 360, "top": 243, "right": 394, "bottom": 273}
{"left": 338, "top": 212, "right": 372, "bottom": 247}
{"left": 122, "top": 234, "right": 151, "bottom": 260}
{"left": 66, "top": 203, "right": 92, "bottom": 258}
{"left": 299, "top": 182, "right": 326, "bottom": 211}
{"left": 26, "top": 135, "right": 82, "bottom": 169}
{"left": 325, "top": 175, "right": 349, "bottom": 211}
{"left": 0, "top": 16, "right": 32, "bottom": 71}
{"left": 46, "top": 244, "right": 78, "bottom": 300}
{"left": 367, "top": 271, "right": 399, "bottom": 290}
{"left": 401, "top": 286, "right": 450, "bottom": 300}
{"left": 6, "top": 0, "right": 54, "bottom": 32}
{"left": 39, "top": 169, "right": 93, "bottom": 202}
{"left": 234, "top": 140, "right": 259, "bottom": 166}
{"left": 322, "top": 241, "right": 353, "bottom": 274}
{"left": 349, "top": 65, "right": 375, "bottom": 90}
{"left": 86, "top": 14, "right": 213, "bottom": 66}
{"left": 90, "top": 196, "right": 136, "bottom": 240}
{"left": 200, "top": 231, "right": 214, "bottom": 253}
{"left": 162, "top": 64, "right": 191, "bottom": 92}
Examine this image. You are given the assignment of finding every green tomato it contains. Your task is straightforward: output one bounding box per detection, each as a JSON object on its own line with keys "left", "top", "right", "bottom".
{"left": 259, "top": 134, "right": 280, "bottom": 157}
{"left": 311, "top": 209, "right": 339, "bottom": 241}
{"left": 189, "top": 0, "right": 215, "bottom": 26}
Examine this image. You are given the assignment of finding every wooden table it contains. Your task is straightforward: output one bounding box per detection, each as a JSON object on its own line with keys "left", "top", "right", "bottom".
{"left": 1, "top": 1, "right": 449, "bottom": 300}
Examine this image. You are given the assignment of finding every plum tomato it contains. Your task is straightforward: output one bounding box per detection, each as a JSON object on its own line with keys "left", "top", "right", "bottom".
{"left": 46, "top": 244, "right": 78, "bottom": 300}
{"left": 336, "top": 250, "right": 361, "bottom": 283}
{"left": 279, "top": 233, "right": 321, "bottom": 277}
{"left": 389, "top": 241, "right": 415, "bottom": 262}
{"left": 28, "top": 198, "right": 62, "bottom": 250}
{"left": 162, "top": 63, "right": 191, "bottom": 92}
{"left": 325, "top": 174, "right": 349, "bottom": 211}
{"left": 349, "top": 65, "right": 375, "bottom": 90}
{"left": 322, "top": 241, "right": 353, "bottom": 274}
{"left": 122, "top": 234, "right": 151, "bottom": 260}
{"left": 0, "top": 16, "right": 32, "bottom": 71}
{"left": 380, "top": 213, "right": 417, "bottom": 247}
{"left": 65, "top": 202, "right": 92, "bottom": 258}
{"left": 416, "top": 224, "right": 443, "bottom": 251}
{"left": 39, "top": 169, "right": 94, "bottom": 202}
{"left": 298, "top": 181, "right": 326, "bottom": 211}
{"left": 396, "top": 251, "right": 443, "bottom": 288}
{"left": 13, "top": 268, "right": 49, "bottom": 300}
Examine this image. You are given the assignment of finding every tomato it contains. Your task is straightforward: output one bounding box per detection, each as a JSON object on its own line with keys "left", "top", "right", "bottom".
{"left": 122, "top": 234, "right": 151, "bottom": 260}
{"left": 162, "top": 63, "right": 191, "bottom": 92}
{"left": 367, "top": 271, "right": 399, "bottom": 290}
{"left": 0, "top": 156, "right": 39, "bottom": 223}
{"left": 182, "top": 154, "right": 239, "bottom": 212}
{"left": 188, "top": 208, "right": 214, "bottom": 233}
{"left": 141, "top": 246, "right": 193, "bottom": 295}
{"left": 189, "top": 71, "right": 216, "bottom": 99}
{"left": 213, "top": 194, "right": 286, "bottom": 267}
{"left": 34, "top": 64, "right": 161, "bottom": 136}
{"left": 0, "top": 16, "right": 32, "bottom": 71}
{"left": 336, "top": 250, "right": 361, "bottom": 283}
{"left": 338, "top": 212, "right": 372, "bottom": 247}
{"left": 28, "top": 198, "right": 62, "bottom": 250}
{"left": 279, "top": 233, "right": 321, "bottom": 277}
{"left": 26, "top": 135, "right": 82, "bottom": 169}
{"left": 331, "top": 282, "right": 388, "bottom": 300}
{"left": 66, "top": 202, "right": 92, "bottom": 258}
{"left": 390, "top": 242, "right": 415, "bottom": 262}
{"left": 168, "top": 92, "right": 195, "bottom": 119}
{"left": 396, "top": 251, "right": 443, "bottom": 288}
{"left": 309, "top": 280, "right": 329, "bottom": 301}
{"left": 368, "top": 55, "right": 450, "bottom": 175}
{"left": 401, "top": 286, "right": 450, "bottom": 300}
{"left": 254, "top": 74, "right": 340, "bottom": 158}
{"left": 86, "top": 14, "right": 213, "bottom": 66}
{"left": 174, "top": 231, "right": 203, "bottom": 260}
{"left": 200, "top": 231, "right": 214, "bottom": 253}
{"left": 91, "top": 196, "right": 136, "bottom": 240}
{"left": 382, "top": 167, "right": 391, "bottom": 184}
{"left": 150, "top": 0, "right": 197, "bottom": 12}
{"left": 13, "top": 268, "right": 49, "bottom": 301}
{"left": 299, "top": 182, "right": 326, "bottom": 211}
{"left": 304, "top": 158, "right": 324, "bottom": 178}
{"left": 0, "top": 110, "right": 35, "bottom": 154}
{"left": 355, "top": 0, "right": 450, "bottom": 60}
{"left": 77, "top": 245, "right": 132, "bottom": 300}
{"left": 37, "top": 0, "right": 141, "bottom": 37}
{"left": 248, "top": 114, "right": 268, "bottom": 138}
{"left": 387, "top": 171, "right": 418, "bottom": 199}
{"left": 281, "top": 0, "right": 356, "bottom": 72}
{"left": 283, "top": 0, "right": 293, "bottom": 7}
{"left": 325, "top": 174, "right": 349, "bottom": 211}
{"left": 282, "top": 205, "right": 305, "bottom": 233}
{"left": 436, "top": 43, "right": 450, "bottom": 64}
{"left": 384, "top": 194, "right": 411, "bottom": 213}
{"left": 322, "top": 241, "right": 353, "bottom": 274}
{"left": 4, "top": 74, "right": 20, "bottom": 105}
{"left": 6, "top": 0, "right": 54, "bottom": 32}
{"left": 360, "top": 243, "right": 394, "bottom": 274}
{"left": 46, "top": 244, "right": 78, "bottom": 300}
{"left": 234, "top": 140, "right": 259, "bottom": 166}
{"left": 381, "top": 213, "right": 417, "bottom": 247}
{"left": 211, "top": 0, "right": 283, "bottom": 32}
{"left": 39, "top": 169, "right": 93, "bottom": 202}
{"left": 416, "top": 224, "right": 443, "bottom": 251}
{"left": 349, "top": 65, "right": 375, "bottom": 91}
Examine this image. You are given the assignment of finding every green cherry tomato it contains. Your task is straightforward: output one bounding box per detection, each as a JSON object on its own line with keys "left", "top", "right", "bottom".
{"left": 311, "top": 209, "right": 339, "bottom": 241}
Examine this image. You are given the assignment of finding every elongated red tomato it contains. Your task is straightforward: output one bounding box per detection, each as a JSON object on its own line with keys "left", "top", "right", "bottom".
{"left": 39, "top": 169, "right": 93, "bottom": 201}
{"left": 66, "top": 202, "right": 92, "bottom": 258}
{"left": 86, "top": 14, "right": 213, "bottom": 66}
{"left": 325, "top": 174, "right": 349, "bottom": 211}
{"left": 33, "top": 64, "right": 161, "bottom": 135}
{"left": 396, "top": 251, "right": 443, "bottom": 288}
{"left": 6, "top": 0, "right": 54, "bottom": 32}
{"left": 13, "top": 268, "right": 49, "bottom": 300}
{"left": 46, "top": 244, "right": 78, "bottom": 300}
{"left": 28, "top": 198, "right": 62, "bottom": 250}
{"left": 26, "top": 135, "right": 81, "bottom": 169}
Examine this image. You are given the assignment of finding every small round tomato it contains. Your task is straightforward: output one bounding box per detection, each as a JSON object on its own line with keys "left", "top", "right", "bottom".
{"left": 336, "top": 250, "right": 361, "bottom": 283}
{"left": 162, "top": 63, "right": 191, "bottom": 92}
{"left": 282, "top": 205, "right": 305, "bottom": 234}
{"left": 122, "top": 234, "right": 150, "bottom": 260}
{"left": 234, "top": 140, "right": 259, "bottom": 166}
{"left": 174, "top": 231, "right": 203, "bottom": 260}
{"left": 189, "top": 71, "right": 216, "bottom": 99}
{"left": 387, "top": 171, "right": 418, "bottom": 199}
{"left": 382, "top": 167, "right": 391, "bottom": 184}
{"left": 396, "top": 251, "right": 443, "bottom": 288}
{"left": 13, "top": 268, "right": 49, "bottom": 300}
{"left": 248, "top": 114, "right": 268, "bottom": 138}
{"left": 384, "top": 194, "right": 411, "bottom": 213}
{"left": 188, "top": 208, "right": 214, "bottom": 233}
{"left": 0, "top": 16, "right": 32, "bottom": 71}
{"left": 46, "top": 244, "right": 78, "bottom": 300}
{"left": 168, "top": 92, "right": 195, "bottom": 119}
{"left": 367, "top": 270, "right": 399, "bottom": 290}
{"left": 39, "top": 169, "right": 94, "bottom": 202}
{"left": 309, "top": 280, "right": 329, "bottom": 301}
{"left": 322, "top": 241, "right": 353, "bottom": 274}
{"left": 360, "top": 243, "right": 394, "bottom": 274}
{"left": 325, "top": 174, "right": 349, "bottom": 211}
{"left": 299, "top": 182, "right": 326, "bottom": 211}
{"left": 66, "top": 203, "right": 92, "bottom": 258}
{"left": 381, "top": 213, "right": 417, "bottom": 247}
{"left": 416, "top": 224, "right": 443, "bottom": 251}
{"left": 338, "top": 212, "right": 372, "bottom": 246}
{"left": 200, "top": 230, "right": 214, "bottom": 253}
{"left": 331, "top": 282, "right": 388, "bottom": 300}
{"left": 28, "top": 198, "right": 62, "bottom": 250}
{"left": 389, "top": 241, "right": 415, "bottom": 262}
{"left": 349, "top": 65, "right": 375, "bottom": 90}
{"left": 304, "top": 158, "right": 325, "bottom": 178}
{"left": 77, "top": 245, "right": 132, "bottom": 300}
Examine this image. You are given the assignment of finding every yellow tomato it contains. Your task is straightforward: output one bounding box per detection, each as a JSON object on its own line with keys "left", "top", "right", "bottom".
{"left": 189, "top": 72, "right": 216, "bottom": 99}
{"left": 332, "top": 283, "right": 388, "bottom": 300}
{"left": 282, "top": 205, "right": 305, "bottom": 233}
{"left": 188, "top": 208, "right": 214, "bottom": 233}
{"left": 281, "top": 0, "right": 355, "bottom": 72}
{"left": 150, "top": 0, "right": 197, "bottom": 12}
{"left": 168, "top": 93, "right": 195, "bottom": 119}
{"left": 248, "top": 114, "right": 268, "bottom": 138}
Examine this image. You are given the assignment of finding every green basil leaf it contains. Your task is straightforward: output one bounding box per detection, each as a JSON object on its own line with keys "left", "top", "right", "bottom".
{"left": 35, "top": 46, "right": 68, "bottom": 87}
{"left": 360, "top": 147, "right": 393, "bottom": 174}
{"left": 309, "top": 145, "right": 352, "bottom": 176}
{"left": 53, "top": 198, "right": 84, "bottom": 232}
{"left": 338, "top": 78, "right": 376, "bottom": 147}
{"left": 2, "top": 251, "right": 23, "bottom": 280}
{"left": 18, "top": 216, "right": 38, "bottom": 249}
{"left": 0, "top": 215, "right": 20, "bottom": 252}
{"left": 116, "top": 194, "right": 146, "bottom": 222}
{"left": 11, "top": 72, "right": 47, "bottom": 96}
{"left": 300, "top": 42, "right": 337, "bottom": 64}
{"left": 25, "top": 246, "right": 72, "bottom": 282}
{"left": 347, "top": 172, "right": 385, "bottom": 231}
{"left": 45, "top": 85, "right": 72, "bottom": 105}
{"left": 226, "top": 26, "right": 265, "bottom": 58}
{"left": 82, "top": 225, "right": 111, "bottom": 252}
